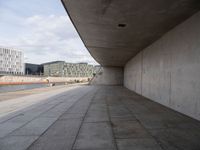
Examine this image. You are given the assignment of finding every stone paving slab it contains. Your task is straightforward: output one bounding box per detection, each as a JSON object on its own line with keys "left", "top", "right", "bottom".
{"left": 0, "top": 122, "right": 25, "bottom": 138}
{"left": 112, "top": 120, "right": 151, "bottom": 139}
{"left": 117, "top": 138, "right": 163, "bottom": 150}
{"left": 59, "top": 113, "right": 84, "bottom": 120}
{"left": 0, "top": 135, "right": 38, "bottom": 150}
{"left": 28, "top": 136, "right": 74, "bottom": 150}
{"left": 0, "top": 86, "right": 79, "bottom": 118}
{"left": 0, "top": 87, "right": 78, "bottom": 124}
{"left": 84, "top": 110, "right": 109, "bottom": 122}
{"left": 0, "top": 85, "right": 200, "bottom": 150}
{"left": 109, "top": 105, "right": 131, "bottom": 117}
{"left": 0, "top": 85, "right": 94, "bottom": 150}
{"left": 28, "top": 119, "right": 82, "bottom": 150}
{"left": 73, "top": 122, "right": 116, "bottom": 150}
{"left": 28, "top": 87, "right": 98, "bottom": 150}
{"left": 110, "top": 115, "right": 136, "bottom": 122}
{"left": 10, "top": 117, "right": 57, "bottom": 136}
{"left": 149, "top": 128, "right": 200, "bottom": 150}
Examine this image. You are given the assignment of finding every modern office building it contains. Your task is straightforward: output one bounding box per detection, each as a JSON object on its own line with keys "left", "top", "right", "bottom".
{"left": 43, "top": 61, "right": 98, "bottom": 77}
{"left": 0, "top": 47, "right": 24, "bottom": 75}
{"left": 43, "top": 61, "right": 65, "bottom": 77}
{"left": 25, "top": 63, "right": 43, "bottom": 75}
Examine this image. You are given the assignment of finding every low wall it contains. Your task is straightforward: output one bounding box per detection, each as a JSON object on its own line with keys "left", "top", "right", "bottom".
{"left": 91, "top": 67, "right": 123, "bottom": 85}
{"left": 0, "top": 75, "right": 89, "bottom": 85}
{"left": 124, "top": 11, "right": 200, "bottom": 120}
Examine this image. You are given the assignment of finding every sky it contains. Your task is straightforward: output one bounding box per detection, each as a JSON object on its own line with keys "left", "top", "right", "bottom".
{"left": 0, "top": 0, "right": 98, "bottom": 65}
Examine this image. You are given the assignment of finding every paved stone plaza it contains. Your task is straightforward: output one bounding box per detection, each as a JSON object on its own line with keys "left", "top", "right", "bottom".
{"left": 0, "top": 85, "right": 200, "bottom": 150}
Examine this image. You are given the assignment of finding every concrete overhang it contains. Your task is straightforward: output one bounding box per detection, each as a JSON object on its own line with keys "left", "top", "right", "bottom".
{"left": 61, "top": 0, "right": 200, "bottom": 67}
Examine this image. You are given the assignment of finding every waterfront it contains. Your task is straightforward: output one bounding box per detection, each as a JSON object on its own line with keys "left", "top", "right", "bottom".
{"left": 0, "top": 83, "right": 66, "bottom": 93}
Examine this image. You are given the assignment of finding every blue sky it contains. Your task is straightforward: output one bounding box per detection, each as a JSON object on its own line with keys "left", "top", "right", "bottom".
{"left": 0, "top": 0, "right": 97, "bottom": 65}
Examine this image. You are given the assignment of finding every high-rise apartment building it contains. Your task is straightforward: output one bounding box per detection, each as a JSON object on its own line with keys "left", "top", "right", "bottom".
{"left": 0, "top": 47, "right": 24, "bottom": 75}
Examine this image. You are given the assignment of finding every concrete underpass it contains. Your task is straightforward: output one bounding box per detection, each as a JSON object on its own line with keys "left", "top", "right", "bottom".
{"left": 62, "top": 0, "right": 200, "bottom": 121}
{"left": 0, "top": 0, "right": 200, "bottom": 149}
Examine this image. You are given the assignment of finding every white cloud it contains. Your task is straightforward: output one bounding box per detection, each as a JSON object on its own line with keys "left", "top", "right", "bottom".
{"left": 0, "top": 14, "right": 98, "bottom": 65}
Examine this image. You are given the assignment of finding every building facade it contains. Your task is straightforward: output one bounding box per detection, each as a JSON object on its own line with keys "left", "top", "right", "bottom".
{"left": 43, "top": 61, "right": 65, "bottom": 77}
{"left": 43, "top": 61, "right": 98, "bottom": 77}
{"left": 0, "top": 47, "right": 24, "bottom": 75}
{"left": 25, "top": 63, "right": 43, "bottom": 75}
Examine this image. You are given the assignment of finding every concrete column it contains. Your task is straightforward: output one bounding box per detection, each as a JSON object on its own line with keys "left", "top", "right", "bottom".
{"left": 91, "top": 67, "right": 123, "bottom": 85}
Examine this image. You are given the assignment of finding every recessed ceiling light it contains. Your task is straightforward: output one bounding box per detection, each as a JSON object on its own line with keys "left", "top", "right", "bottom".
{"left": 118, "top": 23, "right": 126, "bottom": 27}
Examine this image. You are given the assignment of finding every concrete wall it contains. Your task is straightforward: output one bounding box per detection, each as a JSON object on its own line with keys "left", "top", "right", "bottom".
{"left": 91, "top": 67, "right": 123, "bottom": 85}
{"left": 124, "top": 12, "right": 200, "bottom": 121}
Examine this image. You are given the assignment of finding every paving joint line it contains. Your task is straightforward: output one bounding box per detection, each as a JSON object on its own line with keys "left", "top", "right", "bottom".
{"left": 105, "top": 89, "right": 119, "bottom": 150}
{"left": 71, "top": 87, "right": 99, "bottom": 150}
{"left": 0, "top": 86, "right": 83, "bottom": 125}
{"left": 0, "top": 95, "right": 74, "bottom": 139}
{"left": 0, "top": 92, "right": 74, "bottom": 124}
{"left": 119, "top": 96, "right": 167, "bottom": 150}
{"left": 26, "top": 86, "right": 95, "bottom": 150}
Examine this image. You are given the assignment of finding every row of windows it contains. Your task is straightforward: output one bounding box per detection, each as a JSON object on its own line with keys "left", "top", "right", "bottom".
{"left": 0, "top": 48, "right": 24, "bottom": 75}
{"left": 0, "top": 71, "right": 24, "bottom": 75}
{"left": 0, "top": 68, "right": 23, "bottom": 72}
{"left": 0, "top": 63, "right": 23, "bottom": 67}
{"left": 0, "top": 48, "right": 22, "bottom": 55}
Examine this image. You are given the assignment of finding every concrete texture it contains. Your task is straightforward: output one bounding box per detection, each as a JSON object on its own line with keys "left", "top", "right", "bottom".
{"left": 91, "top": 67, "right": 123, "bottom": 85}
{"left": 0, "top": 85, "right": 200, "bottom": 150}
{"left": 73, "top": 122, "right": 116, "bottom": 149}
{"left": 62, "top": 0, "right": 200, "bottom": 66}
{"left": 124, "top": 11, "right": 200, "bottom": 121}
{"left": 0, "top": 85, "right": 96, "bottom": 150}
{"left": 124, "top": 52, "right": 142, "bottom": 94}
{"left": 61, "top": 0, "right": 200, "bottom": 121}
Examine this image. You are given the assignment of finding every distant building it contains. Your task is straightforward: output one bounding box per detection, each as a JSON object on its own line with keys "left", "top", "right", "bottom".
{"left": 0, "top": 47, "right": 24, "bottom": 75}
{"left": 43, "top": 61, "right": 98, "bottom": 77}
{"left": 43, "top": 61, "right": 65, "bottom": 77}
{"left": 25, "top": 63, "right": 43, "bottom": 75}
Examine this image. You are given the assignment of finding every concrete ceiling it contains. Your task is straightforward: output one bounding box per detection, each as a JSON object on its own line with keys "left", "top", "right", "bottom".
{"left": 62, "top": 0, "right": 200, "bottom": 67}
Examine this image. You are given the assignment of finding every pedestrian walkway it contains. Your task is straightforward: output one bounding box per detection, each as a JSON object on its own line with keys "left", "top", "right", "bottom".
{"left": 0, "top": 85, "right": 200, "bottom": 150}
